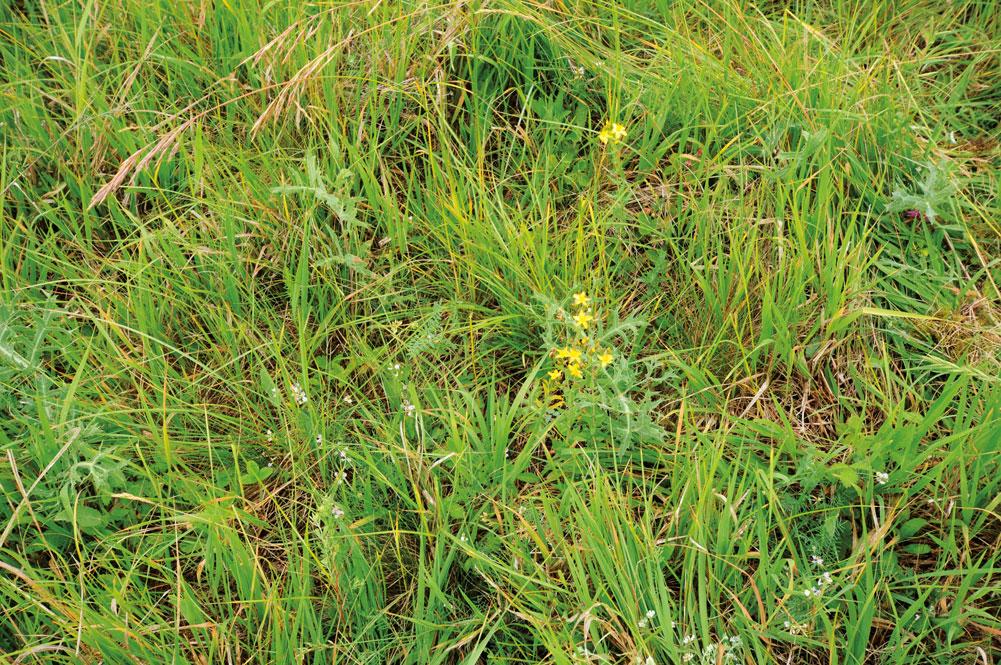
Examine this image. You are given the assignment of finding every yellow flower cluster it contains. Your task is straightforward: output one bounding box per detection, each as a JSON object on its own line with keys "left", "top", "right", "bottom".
{"left": 597, "top": 121, "right": 627, "bottom": 145}
{"left": 541, "top": 292, "right": 615, "bottom": 405}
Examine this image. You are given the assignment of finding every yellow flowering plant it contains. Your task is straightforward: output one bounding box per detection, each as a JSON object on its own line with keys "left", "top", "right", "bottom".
{"left": 532, "top": 291, "right": 664, "bottom": 454}
{"left": 597, "top": 121, "right": 627, "bottom": 145}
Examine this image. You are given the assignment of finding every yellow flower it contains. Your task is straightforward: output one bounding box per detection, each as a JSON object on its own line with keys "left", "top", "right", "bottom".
{"left": 567, "top": 362, "right": 583, "bottom": 379}
{"left": 598, "top": 350, "right": 614, "bottom": 368}
{"left": 573, "top": 311, "right": 594, "bottom": 329}
{"left": 548, "top": 369, "right": 562, "bottom": 382}
{"left": 555, "top": 346, "right": 582, "bottom": 363}
{"left": 598, "top": 122, "right": 627, "bottom": 145}
{"left": 572, "top": 292, "right": 590, "bottom": 307}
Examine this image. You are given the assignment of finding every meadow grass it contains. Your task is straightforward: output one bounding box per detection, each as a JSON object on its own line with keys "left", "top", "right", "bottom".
{"left": 1, "top": 0, "right": 999, "bottom": 663}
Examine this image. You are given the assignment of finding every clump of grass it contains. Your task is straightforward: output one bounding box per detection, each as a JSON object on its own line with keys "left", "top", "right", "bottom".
{"left": 1, "top": 1, "right": 999, "bottom": 663}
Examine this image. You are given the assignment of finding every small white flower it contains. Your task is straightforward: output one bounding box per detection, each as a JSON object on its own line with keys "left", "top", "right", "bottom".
{"left": 335, "top": 470, "right": 348, "bottom": 484}
{"left": 804, "top": 589, "right": 812, "bottom": 597}
{"left": 459, "top": 534, "right": 467, "bottom": 543}
{"left": 266, "top": 429, "right": 273, "bottom": 442}
{"left": 344, "top": 395, "right": 353, "bottom": 404}
{"left": 682, "top": 655, "right": 694, "bottom": 663}
{"left": 644, "top": 657, "right": 655, "bottom": 665}
{"left": 402, "top": 399, "right": 416, "bottom": 416}
{"left": 290, "top": 383, "right": 308, "bottom": 405}
{"left": 820, "top": 572, "right": 833, "bottom": 586}
{"left": 316, "top": 434, "right": 323, "bottom": 444}
{"left": 638, "top": 618, "right": 648, "bottom": 628}
{"left": 646, "top": 609, "right": 656, "bottom": 619}
{"left": 875, "top": 471, "right": 889, "bottom": 485}
{"left": 331, "top": 505, "right": 345, "bottom": 519}
{"left": 682, "top": 634, "right": 695, "bottom": 645}
{"left": 810, "top": 555, "right": 824, "bottom": 567}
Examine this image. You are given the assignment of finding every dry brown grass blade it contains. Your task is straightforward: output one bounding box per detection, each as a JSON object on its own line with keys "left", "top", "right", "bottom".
{"left": 12, "top": 645, "right": 73, "bottom": 663}
{"left": 0, "top": 429, "right": 81, "bottom": 549}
